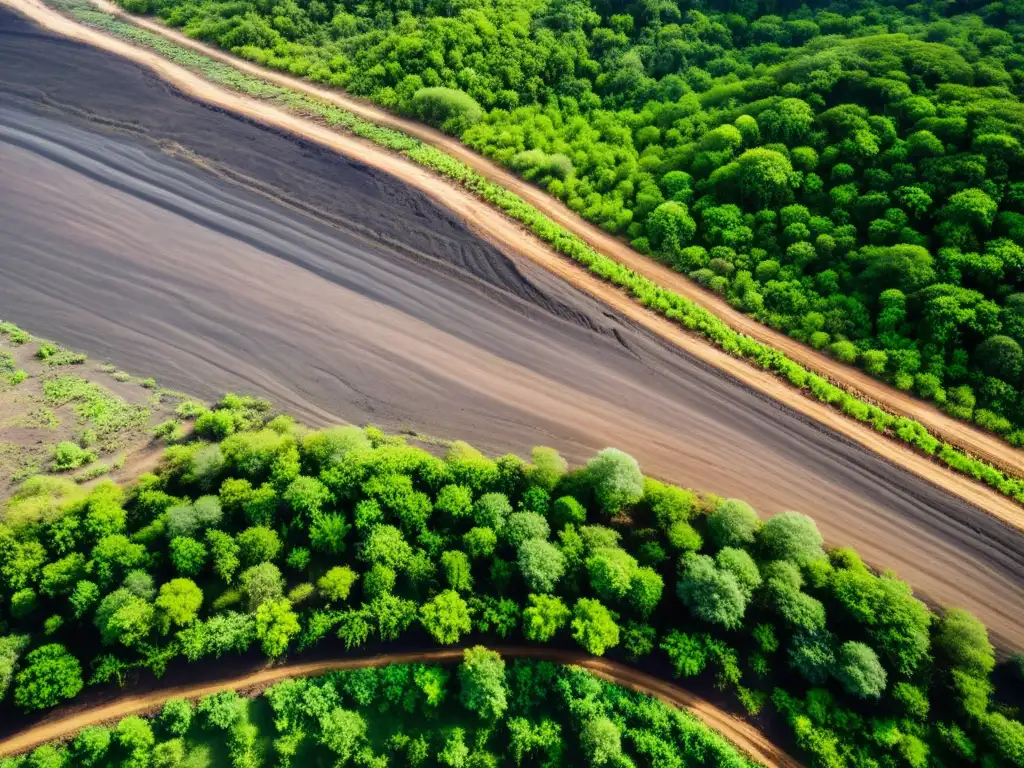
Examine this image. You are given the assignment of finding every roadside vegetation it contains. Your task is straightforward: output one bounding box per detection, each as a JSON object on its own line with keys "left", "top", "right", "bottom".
{"left": 107, "top": 0, "right": 1024, "bottom": 447}
{"left": 45, "top": 0, "right": 1024, "bottom": 512}
{"left": 0, "top": 652, "right": 756, "bottom": 768}
{"left": 0, "top": 322, "right": 182, "bottom": 498}
{"left": 0, "top": 392, "right": 1021, "bottom": 767}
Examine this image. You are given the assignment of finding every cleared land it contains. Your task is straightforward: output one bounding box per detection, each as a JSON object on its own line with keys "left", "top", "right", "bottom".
{"left": 1, "top": 7, "right": 1024, "bottom": 653}
{"left": 83, "top": 0, "right": 1024, "bottom": 481}
{"left": 0, "top": 647, "right": 799, "bottom": 766}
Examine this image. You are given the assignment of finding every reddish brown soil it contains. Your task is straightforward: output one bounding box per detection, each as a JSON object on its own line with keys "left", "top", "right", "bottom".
{"left": 1, "top": 1, "right": 1024, "bottom": 653}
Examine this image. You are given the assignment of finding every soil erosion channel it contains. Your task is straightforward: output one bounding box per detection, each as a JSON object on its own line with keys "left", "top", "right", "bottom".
{"left": 1, "top": 8, "right": 1023, "bottom": 650}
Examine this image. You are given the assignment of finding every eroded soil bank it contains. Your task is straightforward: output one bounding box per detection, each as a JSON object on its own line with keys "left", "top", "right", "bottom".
{"left": 1, "top": 7, "right": 1023, "bottom": 649}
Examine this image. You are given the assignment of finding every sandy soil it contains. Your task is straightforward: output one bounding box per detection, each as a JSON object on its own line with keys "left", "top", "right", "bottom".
{"left": 0, "top": 647, "right": 801, "bottom": 767}
{"left": 81, "top": 0, "right": 1024, "bottom": 481}
{"left": 1, "top": 4, "right": 1024, "bottom": 652}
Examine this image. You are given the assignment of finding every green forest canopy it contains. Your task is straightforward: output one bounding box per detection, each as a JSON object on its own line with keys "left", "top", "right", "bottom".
{"left": 0, "top": 394, "right": 1021, "bottom": 767}
{"left": 0, "top": 653, "right": 756, "bottom": 768}
{"left": 122, "top": 0, "right": 1024, "bottom": 444}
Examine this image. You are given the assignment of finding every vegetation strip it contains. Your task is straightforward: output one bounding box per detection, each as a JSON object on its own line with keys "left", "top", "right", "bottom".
{"left": 0, "top": 648, "right": 783, "bottom": 766}
{"left": 0, "top": 391, "right": 1019, "bottom": 767}
{"left": 32, "top": 0, "right": 1024, "bottom": 514}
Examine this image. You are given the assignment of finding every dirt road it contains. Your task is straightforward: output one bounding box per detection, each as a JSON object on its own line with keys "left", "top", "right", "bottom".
{"left": 1, "top": 5, "right": 1024, "bottom": 650}
{"left": 0, "top": 647, "right": 799, "bottom": 766}
{"left": 80, "top": 0, "right": 1024, "bottom": 481}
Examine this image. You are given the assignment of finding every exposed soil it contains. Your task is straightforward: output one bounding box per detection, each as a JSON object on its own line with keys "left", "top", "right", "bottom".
{"left": 0, "top": 334, "right": 181, "bottom": 501}
{"left": 1, "top": 3, "right": 1024, "bottom": 653}
{"left": 84, "top": 0, "right": 1024, "bottom": 481}
{"left": 0, "top": 647, "right": 802, "bottom": 767}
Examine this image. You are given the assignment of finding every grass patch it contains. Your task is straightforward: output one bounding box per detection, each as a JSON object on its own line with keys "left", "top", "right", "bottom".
{"left": 42, "top": 374, "right": 150, "bottom": 446}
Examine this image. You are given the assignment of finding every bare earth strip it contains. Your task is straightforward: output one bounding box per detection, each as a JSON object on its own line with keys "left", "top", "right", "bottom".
{"left": 0, "top": 647, "right": 801, "bottom": 767}
{"left": 5, "top": 0, "right": 1024, "bottom": 530}
{"left": 2, "top": 0, "right": 1024, "bottom": 650}
{"left": 78, "top": 0, "right": 1024, "bottom": 480}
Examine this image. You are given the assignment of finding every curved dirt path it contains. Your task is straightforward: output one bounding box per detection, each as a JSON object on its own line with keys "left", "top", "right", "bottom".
{"left": 82, "top": 0, "right": 1024, "bottom": 479}
{"left": 0, "top": 647, "right": 800, "bottom": 767}
{"left": 6, "top": 0, "right": 1024, "bottom": 536}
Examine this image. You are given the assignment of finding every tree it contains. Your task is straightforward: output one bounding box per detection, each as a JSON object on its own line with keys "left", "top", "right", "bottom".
{"left": 309, "top": 512, "right": 351, "bottom": 555}
{"left": 412, "top": 87, "right": 482, "bottom": 132}
{"left": 160, "top": 698, "right": 193, "bottom": 736}
{"left": 975, "top": 335, "right": 1023, "bottom": 381}
{"left": 833, "top": 641, "right": 887, "bottom": 699}
{"left": 580, "top": 716, "right": 622, "bottom": 766}
{"left": 116, "top": 716, "right": 155, "bottom": 768}
{"left": 530, "top": 446, "right": 567, "bottom": 490}
{"left": 522, "top": 594, "right": 569, "bottom": 642}
{"left": 94, "top": 588, "right": 155, "bottom": 647}
{"left": 318, "top": 566, "right": 358, "bottom": 602}
{"left": 236, "top": 525, "right": 281, "bottom": 565}
{"left": 571, "top": 598, "right": 619, "bottom": 656}
{"left": 420, "top": 590, "right": 472, "bottom": 644}
{"left": 239, "top": 562, "right": 285, "bottom": 610}
{"left": 518, "top": 539, "right": 565, "bottom": 593}
{"left": 71, "top": 726, "right": 111, "bottom": 766}
{"left": 436, "top": 484, "right": 473, "bottom": 520}
{"left": 156, "top": 578, "right": 204, "bottom": 632}
{"left": 153, "top": 738, "right": 186, "bottom": 768}
{"left": 758, "top": 511, "right": 824, "bottom": 565}
{"left": 361, "top": 524, "right": 412, "bottom": 570}
{"left": 627, "top": 567, "right": 664, "bottom": 618}
{"left": 206, "top": 529, "right": 240, "bottom": 584}
{"left": 70, "top": 580, "right": 100, "bottom": 618}
{"left": 736, "top": 148, "right": 793, "bottom": 206}
{"left": 318, "top": 706, "right": 368, "bottom": 760}
{"left": 198, "top": 690, "right": 243, "bottom": 729}
{"left": 661, "top": 630, "right": 707, "bottom": 677}
{"left": 14, "top": 644, "right": 83, "bottom": 711}
{"left": 91, "top": 534, "right": 146, "bottom": 587}
{"left": 676, "top": 554, "right": 748, "bottom": 629}
{"left": 715, "top": 547, "right": 761, "bottom": 598}
{"left": 463, "top": 527, "right": 497, "bottom": 558}
{"left": 255, "top": 598, "right": 300, "bottom": 657}
{"left": 586, "top": 547, "right": 638, "bottom": 601}
{"left": 706, "top": 499, "right": 760, "bottom": 548}
{"left": 442, "top": 550, "right": 474, "bottom": 592}
{"left": 169, "top": 536, "right": 208, "bottom": 576}
{"left": 283, "top": 475, "right": 333, "bottom": 520}
{"left": 473, "top": 493, "right": 512, "bottom": 531}
{"left": 458, "top": 646, "right": 507, "bottom": 720}
{"left": 647, "top": 201, "right": 697, "bottom": 255}
{"left": 584, "top": 449, "right": 643, "bottom": 514}
{"left": 933, "top": 607, "right": 995, "bottom": 678}
{"left": 504, "top": 511, "right": 550, "bottom": 549}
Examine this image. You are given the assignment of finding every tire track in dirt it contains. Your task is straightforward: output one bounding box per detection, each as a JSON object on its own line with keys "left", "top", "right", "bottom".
{"left": 0, "top": 647, "right": 801, "bottom": 767}
{"left": 1, "top": 4, "right": 1024, "bottom": 652}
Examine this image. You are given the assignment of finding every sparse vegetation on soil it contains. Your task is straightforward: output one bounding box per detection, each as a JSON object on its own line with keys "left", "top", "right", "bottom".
{"left": 0, "top": 322, "right": 186, "bottom": 500}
